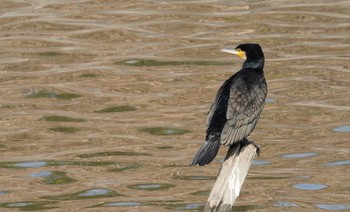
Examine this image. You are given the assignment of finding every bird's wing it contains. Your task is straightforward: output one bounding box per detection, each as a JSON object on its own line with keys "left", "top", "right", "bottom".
{"left": 206, "top": 97, "right": 218, "bottom": 127}
{"left": 220, "top": 78, "right": 267, "bottom": 146}
{"left": 206, "top": 79, "right": 231, "bottom": 127}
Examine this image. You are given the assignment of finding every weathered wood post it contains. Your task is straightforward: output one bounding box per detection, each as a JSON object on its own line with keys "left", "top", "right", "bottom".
{"left": 204, "top": 144, "right": 258, "bottom": 212}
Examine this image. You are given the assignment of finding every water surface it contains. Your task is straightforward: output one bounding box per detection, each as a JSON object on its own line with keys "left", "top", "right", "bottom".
{"left": 0, "top": 0, "right": 349, "bottom": 211}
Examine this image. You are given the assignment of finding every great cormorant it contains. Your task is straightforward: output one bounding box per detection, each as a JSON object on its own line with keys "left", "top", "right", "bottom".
{"left": 191, "top": 43, "right": 267, "bottom": 166}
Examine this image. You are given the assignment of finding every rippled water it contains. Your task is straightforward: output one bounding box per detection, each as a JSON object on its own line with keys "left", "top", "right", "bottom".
{"left": 0, "top": 0, "right": 349, "bottom": 211}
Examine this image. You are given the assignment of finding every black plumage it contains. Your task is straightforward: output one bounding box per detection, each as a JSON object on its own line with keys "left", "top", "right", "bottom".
{"left": 191, "top": 43, "right": 267, "bottom": 166}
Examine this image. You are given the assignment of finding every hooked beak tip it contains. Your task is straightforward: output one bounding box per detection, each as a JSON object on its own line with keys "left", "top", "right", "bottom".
{"left": 220, "top": 48, "right": 238, "bottom": 54}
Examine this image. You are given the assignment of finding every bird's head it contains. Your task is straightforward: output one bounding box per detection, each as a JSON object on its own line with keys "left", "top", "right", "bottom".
{"left": 221, "top": 43, "right": 264, "bottom": 69}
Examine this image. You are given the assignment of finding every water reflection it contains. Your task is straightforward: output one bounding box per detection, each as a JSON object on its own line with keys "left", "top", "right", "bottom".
{"left": 333, "top": 126, "right": 350, "bottom": 132}
{"left": 128, "top": 183, "right": 175, "bottom": 191}
{"left": 0, "top": 201, "right": 56, "bottom": 211}
{"left": 12, "top": 161, "right": 48, "bottom": 168}
{"left": 43, "top": 188, "right": 120, "bottom": 200}
{"left": 7, "top": 203, "right": 32, "bottom": 207}
{"left": 29, "top": 171, "right": 77, "bottom": 184}
{"left": 281, "top": 152, "right": 318, "bottom": 159}
{"left": 314, "top": 204, "right": 350, "bottom": 211}
{"left": 101, "top": 202, "right": 142, "bottom": 207}
{"left": 252, "top": 160, "right": 272, "bottom": 166}
{"left": 324, "top": 160, "right": 350, "bottom": 167}
{"left": 293, "top": 183, "right": 328, "bottom": 190}
{"left": 273, "top": 201, "right": 299, "bottom": 208}
{"left": 78, "top": 189, "right": 110, "bottom": 197}
{"left": 29, "top": 171, "right": 52, "bottom": 178}
{"left": 265, "top": 98, "right": 276, "bottom": 103}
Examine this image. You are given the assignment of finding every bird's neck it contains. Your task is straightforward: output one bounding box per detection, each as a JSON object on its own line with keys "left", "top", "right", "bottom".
{"left": 243, "top": 58, "right": 264, "bottom": 70}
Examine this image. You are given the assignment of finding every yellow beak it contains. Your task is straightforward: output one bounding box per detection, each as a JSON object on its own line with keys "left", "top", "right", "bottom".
{"left": 220, "top": 48, "right": 247, "bottom": 59}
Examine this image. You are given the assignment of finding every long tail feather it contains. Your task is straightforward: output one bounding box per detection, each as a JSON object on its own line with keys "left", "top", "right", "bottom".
{"left": 191, "top": 139, "right": 221, "bottom": 166}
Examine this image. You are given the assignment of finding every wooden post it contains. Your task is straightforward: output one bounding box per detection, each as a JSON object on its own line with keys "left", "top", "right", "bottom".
{"left": 204, "top": 144, "right": 257, "bottom": 212}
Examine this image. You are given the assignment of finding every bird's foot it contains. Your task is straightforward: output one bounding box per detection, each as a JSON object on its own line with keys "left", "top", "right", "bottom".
{"left": 242, "top": 138, "right": 260, "bottom": 156}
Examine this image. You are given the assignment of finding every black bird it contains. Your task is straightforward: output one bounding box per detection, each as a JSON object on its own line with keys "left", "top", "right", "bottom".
{"left": 191, "top": 43, "right": 267, "bottom": 166}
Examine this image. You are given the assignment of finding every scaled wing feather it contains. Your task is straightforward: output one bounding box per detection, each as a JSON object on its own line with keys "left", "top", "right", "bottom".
{"left": 221, "top": 78, "right": 267, "bottom": 146}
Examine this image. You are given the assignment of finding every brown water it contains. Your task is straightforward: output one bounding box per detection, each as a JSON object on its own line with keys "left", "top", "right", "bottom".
{"left": 0, "top": 0, "right": 349, "bottom": 211}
